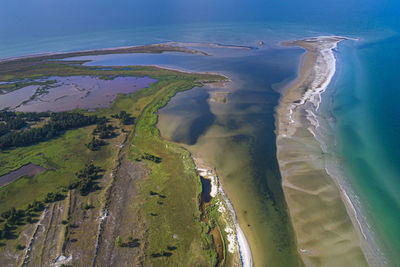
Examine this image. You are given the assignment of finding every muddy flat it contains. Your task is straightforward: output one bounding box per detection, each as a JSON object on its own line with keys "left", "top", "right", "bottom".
{"left": 0, "top": 163, "right": 46, "bottom": 187}
{"left": 0, "top": 76, "right": 157, "bottom": 112}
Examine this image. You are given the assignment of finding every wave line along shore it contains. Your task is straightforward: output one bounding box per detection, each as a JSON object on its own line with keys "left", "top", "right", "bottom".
{"left": 194, "top": 159, "right": 253, "bottom": 267}
{"left": 275, "top": 36, "right": 378, "bottom": 266}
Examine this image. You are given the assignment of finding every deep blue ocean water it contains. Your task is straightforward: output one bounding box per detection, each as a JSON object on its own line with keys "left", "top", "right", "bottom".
{"left": 1, "top": 0, "right": 400, "bottom": 265}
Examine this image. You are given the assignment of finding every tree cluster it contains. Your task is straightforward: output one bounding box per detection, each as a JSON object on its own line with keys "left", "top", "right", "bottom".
{"left": 86, "top": 120, "right": 116, "bottom": 151}
{"left": 0, "top": 200, "right": 45, "bottom": 240}
{"left": 115, "top": 235, "right": 140, "bottom": 248}
{"left": 141, "top": 153, "right": 162, "bottom": 163}
{"left": 69, "top": 164, "right": 103, "bottom": 196}
{"left": 44, "top": 192, "right": 65, "bottom": 203}
{"left": 86, "top": 137, "right": 106, "bottom": 151}
{"left": 92, "top": 122, "right": 115, "bottom": 139}
{"left": 0, "top": 111, "right": 49, "bottom": 137}
{"left": 1, "top": 208, "right": 22, "bottom": 226}
{"left": 112, "top": 111, "right": 134, "bottom": 125}
{"left": 0, "top": 111, "right": 48, "bottom": 123}
{"left": 0, "top": 111, "right": 103, "bottom": 149}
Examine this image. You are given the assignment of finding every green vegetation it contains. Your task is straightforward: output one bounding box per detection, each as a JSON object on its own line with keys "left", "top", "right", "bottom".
{"left": 205, "top": 198, "right": 222, "bottom": 229}
{"left": 86, "top": 137, "right": 106, "bottom": 151}
{"left": 0, "top": 55, "right": 226, "bottom": 265}
{"left": 115, "top": 235, "right": 140, "bottom": 248}
{"left": 0, "top": 44, "right": 203, "bottom": 82}
{"left": 0, "top": 111, "right": 102, "bottom": 149}
{"left": 85, "top": 120, "right": 116, "bottom": 151}
{"left": 92, "top": 122, "right": 116, "bottom": 139}
{"left": 0, "top": 124, "right": 116, "bottom": 221}
{"left": 15, "top": 244, "right": 25, "bottom": 250}
{"left": 128, "top": 76, "right": 222, "bottom": 266}
{"left": 0, "top": 200, "right": 45, "bottom": 240}
{"left": 0, "top": 111, "right": 49, "bottom": 136}
{"left": 69, "top": 164, "right": 103, "bottom": 196}
{"left": 44, "top": 192, "right": 65, "bottom": 203}
{"left": 112, "top": 110, "right": 134, "bottom": 125}
{"left": 139, "top": 152, "right": 162, "bottom": 163}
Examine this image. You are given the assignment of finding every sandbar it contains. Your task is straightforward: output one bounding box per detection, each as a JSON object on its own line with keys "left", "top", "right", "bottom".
{"left": 275, "top": 36, "right": 375, "bottom": 266}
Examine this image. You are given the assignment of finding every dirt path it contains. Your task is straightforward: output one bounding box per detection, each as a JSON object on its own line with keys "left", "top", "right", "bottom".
{"left": 20, "top": 207, "right": 50, "bottom": 266}
{"left": 93, "top": 158, "right": 148, "bottom": 266}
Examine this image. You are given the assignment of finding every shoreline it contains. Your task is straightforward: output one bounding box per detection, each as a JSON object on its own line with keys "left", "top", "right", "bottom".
{"left": 194, "top": 158, "right": 253, "bottom": 267}
{"left": 0, "top": 43, "right": 209, "bottom": 64}
{"left": 141, "top": 64, "right": 231, "bottom": 82}
{"left": 0, "top": 41, "right": 253, "bottom": 63}
{"left": 154, "top": 70, "right": 252, "bottom": 266}
{"left": 0, "top": 40, "right": 255, "bottom": 64}
{"left": 275, "top": 36, "right": 377, "bottom": 266}
{"left": 165, "top": 41, "right": 254, "bottom": 50}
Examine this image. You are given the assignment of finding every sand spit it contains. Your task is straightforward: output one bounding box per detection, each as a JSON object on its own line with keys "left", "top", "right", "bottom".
{"left": 166, "top": 41, "right": 253, "bottom": 50}
{"left": 194, "top": 159, "right": 253, "bottom": 267}
{"left": 0, "top": 43, "right": 208, "bottom": 63}
{"left": 276, "top": 36, "right": 375, "bottom": 266}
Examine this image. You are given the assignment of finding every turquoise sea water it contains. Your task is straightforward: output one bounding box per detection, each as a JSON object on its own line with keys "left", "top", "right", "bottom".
{"left": 329, "top": 37, "right": 400, "bottom": 265}
{"left": 2, "top": 0, "right": 400, "bottom": 265}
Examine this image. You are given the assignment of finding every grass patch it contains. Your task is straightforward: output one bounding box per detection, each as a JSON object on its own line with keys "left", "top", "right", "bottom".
{"left": 130, "top": 77, "right": 221, "bottom": 266}
{"left": 0, "top": 56, "right": 226, "bottom": 264}
{"left": 0, "top": 125, "right": 114, "bottom": 213}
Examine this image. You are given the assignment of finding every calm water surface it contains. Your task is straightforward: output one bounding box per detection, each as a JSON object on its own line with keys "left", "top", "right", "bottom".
{"left": 2, "top": 0, "right": 400, "bottom": 265}
{"left": 77, "top": 46, "right": 304, "bottom": 265}
{"left": 0, "top": 76, "right": 156, "bottom": 112}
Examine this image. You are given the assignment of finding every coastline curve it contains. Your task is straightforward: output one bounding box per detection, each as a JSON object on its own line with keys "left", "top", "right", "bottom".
{"left": 275, "top": 36, "right": 375, "bottom": 266}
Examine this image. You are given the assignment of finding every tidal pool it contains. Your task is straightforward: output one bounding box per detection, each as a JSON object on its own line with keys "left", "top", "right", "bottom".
{"left": 0, "top": 76, "right": 156, "bottom": 112}
{"left": 0, "top": 163, "right": 47, "bottom": 187}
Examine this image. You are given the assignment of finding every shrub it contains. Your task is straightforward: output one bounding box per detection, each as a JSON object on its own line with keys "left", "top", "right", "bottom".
{"left": 115, "top": 236, "right": 122, "bottom": 247}
{"left": 86, "top": 137, "right": 106, "bottom": 151}
{"left": 16, "top": 244, "right": 26, "bottom": 250}
{"left": 44, "top": 192, "right": 65, "bottom": 203}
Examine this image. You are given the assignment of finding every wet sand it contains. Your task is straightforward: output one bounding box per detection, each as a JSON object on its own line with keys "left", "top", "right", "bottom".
{"left": 275, "top": 36, "right": 372, "bottom": 266}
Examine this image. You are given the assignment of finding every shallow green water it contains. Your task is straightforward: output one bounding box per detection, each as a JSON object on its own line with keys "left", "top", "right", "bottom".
{"left": 329, "top": 38, "right": 400, "bottom": 265}
{"left": 3, "top": 0, "right": 400, "bottom": 264}
{"left": 78, "top": 46, "right": 306, "bottom": 265}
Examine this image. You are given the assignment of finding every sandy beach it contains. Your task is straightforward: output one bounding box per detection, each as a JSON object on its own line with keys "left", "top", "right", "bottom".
{"left": 275, "top": 36, "right": 375, "bottom": 266}
{"left": 194, "top": 158, "right": 253, "bottom": 267}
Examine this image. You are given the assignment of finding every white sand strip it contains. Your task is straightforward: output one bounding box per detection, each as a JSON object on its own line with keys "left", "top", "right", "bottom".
{"left": 195, "top": 163, "right": 253, "bottom": 267}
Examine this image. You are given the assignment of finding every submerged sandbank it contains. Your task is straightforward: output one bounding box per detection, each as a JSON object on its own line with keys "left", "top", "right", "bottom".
{"left": 276, "top": 36, "right": 376, "bottom": 266}
{"left": 156, "top": 47, "right": 304, "bottom": 266}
